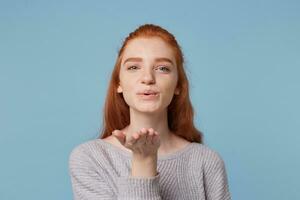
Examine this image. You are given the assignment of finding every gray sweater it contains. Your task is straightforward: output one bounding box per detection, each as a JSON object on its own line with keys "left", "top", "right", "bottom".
{"left": 69, "top": 139, "right": 231, "bottom": 200}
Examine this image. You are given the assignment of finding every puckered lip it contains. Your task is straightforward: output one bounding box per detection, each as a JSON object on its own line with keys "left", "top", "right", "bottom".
{"left": 136, "top": 89, "right": 159, "bottom": 95}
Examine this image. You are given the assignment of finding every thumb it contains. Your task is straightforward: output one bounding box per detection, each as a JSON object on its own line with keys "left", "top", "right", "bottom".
{"left": 112, "top": 130, "right": 126, "bottom": 145}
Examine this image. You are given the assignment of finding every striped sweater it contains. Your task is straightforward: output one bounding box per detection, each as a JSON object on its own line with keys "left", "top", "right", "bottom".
{"left": 69, "top": 139, "right": 231, "bottom": 200}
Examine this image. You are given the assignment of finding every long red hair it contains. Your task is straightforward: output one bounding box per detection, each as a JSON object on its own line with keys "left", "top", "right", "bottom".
{"left": 99, "top": 24, "right": 204, "bottom": 143}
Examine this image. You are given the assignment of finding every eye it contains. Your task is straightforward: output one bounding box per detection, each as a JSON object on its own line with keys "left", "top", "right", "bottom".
{"left": 156, "top": 65, "right": 170, "bottom": 72}
{"left": 127, "top": 65, "right": 139, "bottom": 70}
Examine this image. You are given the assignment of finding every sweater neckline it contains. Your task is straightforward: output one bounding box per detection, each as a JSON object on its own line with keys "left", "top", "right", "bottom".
{"left": 97, "top": 139, "right": 196, "bottom": 161}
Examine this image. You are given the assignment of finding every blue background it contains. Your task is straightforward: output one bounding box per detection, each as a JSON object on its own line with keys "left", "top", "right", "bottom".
{"left": 1, "top": 0, "right": 299, "bottom": 199}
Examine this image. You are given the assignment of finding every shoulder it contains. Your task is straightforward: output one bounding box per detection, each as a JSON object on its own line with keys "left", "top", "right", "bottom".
{"left": 191, "top": 143, "right": 226, "bottom": 168}
{"left": 68, "top": 139, "right": 108, "bottom": 167}
{"left": 69, "top": 139, "right": 98, "bottom": 156}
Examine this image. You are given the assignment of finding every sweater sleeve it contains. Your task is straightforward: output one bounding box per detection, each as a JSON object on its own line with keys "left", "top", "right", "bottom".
{"left": 203, "top": 150, "right": 231, "bottom": 200}
{"left": 117, "top": 173, "right": 161, "bottom": 200}
{"left": 69, "top": 145, "right": 162, "bottom": 200}
{"left": 69, "top": 145, "right": 115, "bottom": 200}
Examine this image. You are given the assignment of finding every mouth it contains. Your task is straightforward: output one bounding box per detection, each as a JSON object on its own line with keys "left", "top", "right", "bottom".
{"left": 136, "top": 90, "right": 159, "bottom": 95}
{"left": 137, "top": 92, "right": 159, "bottom": 100}
{"left": 138, "top": 92, "right": 158, "bottom": 95}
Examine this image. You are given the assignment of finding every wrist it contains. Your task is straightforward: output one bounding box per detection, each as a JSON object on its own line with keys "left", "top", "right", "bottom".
{"left": 132, "top": 152, "right": 157, "bottom": 161}
{"left": 131, "top": 154, "right": 158, "bottom": 177}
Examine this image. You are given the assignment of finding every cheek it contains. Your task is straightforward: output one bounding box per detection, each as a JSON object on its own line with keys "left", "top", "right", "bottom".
{"left": 123, "top": 82, "right": 136, "bottom": 94}
{"left": 159, "top": 78, "right": 178, "bottom": 92}
{"left": 119, "top": 82, "right": 136, "bottom": 102}
{"left": 159, "top": 84, "right": 177, "bottom": 101}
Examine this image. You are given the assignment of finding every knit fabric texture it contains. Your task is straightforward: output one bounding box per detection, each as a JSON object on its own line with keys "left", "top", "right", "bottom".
{"left": 69, "top": 139, "right": 231, "bottom": 200}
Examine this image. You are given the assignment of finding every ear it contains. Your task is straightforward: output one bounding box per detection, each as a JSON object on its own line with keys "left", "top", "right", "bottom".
{"left": 174, "top": 87, "right": 180, "bottom": 95}
{"left": 117, "top": 85, "right": 123, "bottom": 93}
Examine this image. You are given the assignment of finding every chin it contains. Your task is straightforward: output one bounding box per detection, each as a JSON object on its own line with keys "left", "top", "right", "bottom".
{"left": 132, "top": 105, "right": 162, "bottom": 114}
{"left": 128, "top": 100, "right": 167, "bottom": 114}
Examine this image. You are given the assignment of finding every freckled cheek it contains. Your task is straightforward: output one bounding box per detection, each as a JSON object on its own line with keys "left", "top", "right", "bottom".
{"left": 121, "top": 83, "right": 138, "bottom": 99}
{"left": 159, "top": 88, "right": 176, "bottom": 99}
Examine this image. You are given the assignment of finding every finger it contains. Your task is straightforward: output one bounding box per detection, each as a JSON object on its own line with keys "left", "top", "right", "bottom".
{"left": 112, "top": 130, "right": 125, "bottom": 144}
{"left": 152, "top": 134, "right": 160, "bottom": 146}
{"left": 138, "top": 128, "right": 147, "bottom": 145}
{"left": 152, "top": 131, "right": 159, "bottom": 145}
{"left": 141, "top": 127, "right": 148, "bottom": 134}
{"left": 148, "top": 128, "right": 154, "bottom": 135}
{"left": 132, "top": 132, "right": 140, "bottom": 140}
{"left": 112, "top": 130, "right": 126, "bottom": 145}
{"left": 126, "top": 132, "right": 139, "bottom": 146}
{"left": 146, "top": 128, "right": 154, "bottom": 145}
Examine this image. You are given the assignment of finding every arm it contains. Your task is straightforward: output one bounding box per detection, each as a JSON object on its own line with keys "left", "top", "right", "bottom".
{"left": 117, "top": 154, "right": 161, "bottom": 200}
{"left": 69, "top": 146, "right": 115, "bottom": 200}
{"left": 113, "top": 128, "right": 162, "bottom": 199}
{"left": 203, "top": 150, "right": 231, "bottom": 200}
{"left": 117, "top": 172, "right": 161, "bottom": 200}
{"left": 69, "top": 145, "right": 162, "bottom": 200}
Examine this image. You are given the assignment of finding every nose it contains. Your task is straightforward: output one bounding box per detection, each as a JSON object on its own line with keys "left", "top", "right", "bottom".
{"left": 140, "top": 69, "right": 155, "bottom": 85}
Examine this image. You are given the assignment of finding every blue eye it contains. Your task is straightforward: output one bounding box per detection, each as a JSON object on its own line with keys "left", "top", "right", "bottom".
{"left": 157, "top": 66, "right": 170, "bottom": 72}
{"left": 127, "top": 65, "right": 170, "bottom": 72}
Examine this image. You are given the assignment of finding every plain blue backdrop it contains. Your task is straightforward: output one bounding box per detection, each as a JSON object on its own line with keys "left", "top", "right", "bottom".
{"left": 1, "top": 0, "right": 299, "bottom": 199}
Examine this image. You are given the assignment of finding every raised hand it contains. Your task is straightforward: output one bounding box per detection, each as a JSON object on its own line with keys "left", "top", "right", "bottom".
{"left": 112, "top": 127, "right": 160, "bottom": 157}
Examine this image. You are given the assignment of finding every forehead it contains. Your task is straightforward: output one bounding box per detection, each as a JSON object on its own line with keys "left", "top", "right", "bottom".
{"left": 121, "top": 37, "right": 176, "bottom": 63}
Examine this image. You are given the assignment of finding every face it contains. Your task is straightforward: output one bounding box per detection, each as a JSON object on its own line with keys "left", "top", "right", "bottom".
{"left": 117, "top": 37, "right": 180, "bottom": 114}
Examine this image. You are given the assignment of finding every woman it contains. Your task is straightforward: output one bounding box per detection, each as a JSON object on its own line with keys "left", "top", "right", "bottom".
{"left": 69, "top": 24, "right": 231, "bottom": 200}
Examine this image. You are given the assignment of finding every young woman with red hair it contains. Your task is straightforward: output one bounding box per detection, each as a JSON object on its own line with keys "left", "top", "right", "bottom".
{"left": 69, "top": 24, "right": 231, "bottom": 200}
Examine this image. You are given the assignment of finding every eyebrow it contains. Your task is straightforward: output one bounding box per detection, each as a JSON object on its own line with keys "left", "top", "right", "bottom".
{"left": 123, "top": 57, "right": 175, "bottom": 66}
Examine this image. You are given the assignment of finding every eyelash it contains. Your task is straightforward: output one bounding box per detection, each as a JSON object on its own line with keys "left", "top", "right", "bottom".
{"left": 127, "top": 65, "right": 170, "bottom": 72}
